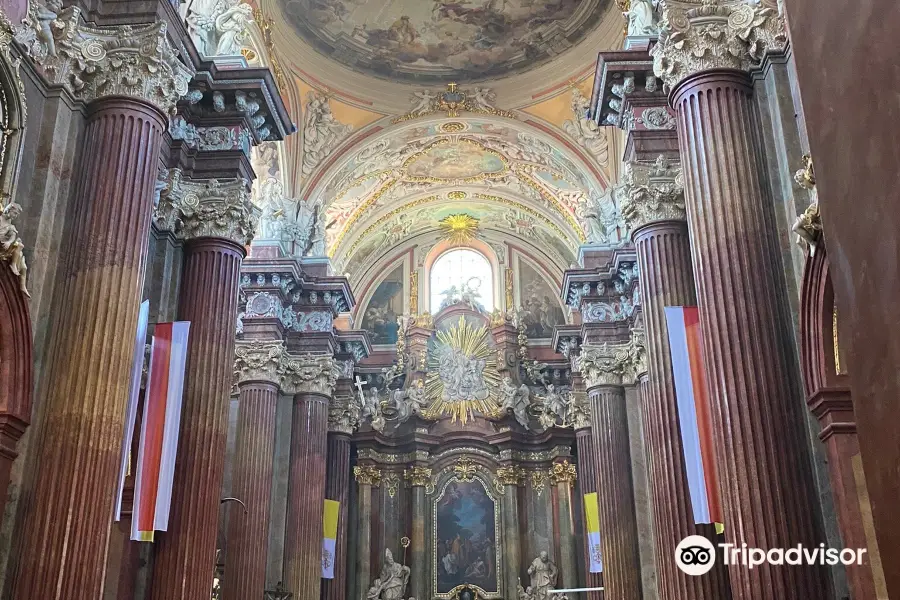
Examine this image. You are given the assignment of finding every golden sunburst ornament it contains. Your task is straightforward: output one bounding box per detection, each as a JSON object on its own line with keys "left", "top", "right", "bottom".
{"left": 424, "top": 317, "right": 502, "bottom": 424}
{"left": 439, "top": 214, "right": 479, "bottom": 245}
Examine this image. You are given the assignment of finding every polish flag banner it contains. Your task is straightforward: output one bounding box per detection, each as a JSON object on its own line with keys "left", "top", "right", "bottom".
{"left": 115, "top": 300, "right": 149, "bottom": 521}
{"left": 132, "top": 321, "right": 191, "bottom": 542}
{"left": 665, "top": 306, "right": 724, "bottom": 529}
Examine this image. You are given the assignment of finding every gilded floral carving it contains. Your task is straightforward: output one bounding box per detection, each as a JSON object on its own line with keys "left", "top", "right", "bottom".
{"left": 354, "top": 465, "right": 382, "bottom": 486}
{"left": 548, "top": 460, "right": 577, "bottom": 486}
{"left": 403, "top": 466, "right": 432, "bottom": 487}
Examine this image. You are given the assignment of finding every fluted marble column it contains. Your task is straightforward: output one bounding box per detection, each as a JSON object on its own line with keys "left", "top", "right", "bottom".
{"left": 150, "top": 177, "right": 253, "bottom": 600}
{"left": 574, "top": 427, "right": 603, "bottom": 600}
{"left": 620, "top": 159, "right": 732, "bottom": 600}
{"left": 576, "top": 341, "right": 644, "bottom": 600}
{"left": 496, "top": 466, "right": 525, "bottom": 598}
{"left": 322, "top": 427, "right": 353, "bottom": 600}
{"left": 404, "top": 466, "right": 431, "bottom": 600}
{"left": 223, "top": 341, "right": 285, "bottom": 600}
{"left": 652, "top": 3, "right": 830, "bottom": 598}
{"left": 282, "top": 355, "right": 337, "bottom": 600}
{"left": 550, "top": 461, "right": 579, "bottom": 595}
{"left": 354, "top": 466, "right": 381, "bottom": 599}
{"left": 11, "top": 21, "right": 191, "bottom": 595}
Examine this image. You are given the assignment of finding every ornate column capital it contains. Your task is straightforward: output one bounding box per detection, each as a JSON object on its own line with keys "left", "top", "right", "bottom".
{"left": 576, "top": 329, "right": 647, "bottom": 388}
{"left": 569, "top": 391, "right": 592, "bottom": 431}
{"left": 15, "top": 6, "right": 193, "bottom": 113}
{"left": 328, "top": 392, "right": 360, "bottom": 435}
{"left": 620, "top": 156, "right": 687, "bottom": 231}
{"left": 495, "top": 466, "right": 526, "bottom": 487}
{"left": 548, "top": 460, "right": 577, "bottom": 487}
{"left": 651, "top": 0, "right": 787, "bottom": 91}
{"left": 155, "top": 170, "right": 258, "bottom": 245}
{"left": 280, "top": 353, "right": 337, "bottom": 397}
{"left": 233, "top": 339, "right": 284, "bottom": 386}
{"left": 403, "top": 466, "right": 433, "bottom": 487}
{"left": 353, "top": 465, "right": 382, "bottom": 487}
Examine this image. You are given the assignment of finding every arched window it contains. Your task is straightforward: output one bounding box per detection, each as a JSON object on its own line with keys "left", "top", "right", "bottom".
{"left": 430, "top": 248, "right": 494, "bottom": 313}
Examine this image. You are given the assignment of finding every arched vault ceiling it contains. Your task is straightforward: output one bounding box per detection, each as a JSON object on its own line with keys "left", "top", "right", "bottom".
{"left": 306, "top": 115, "right": 618, "bottom": 268}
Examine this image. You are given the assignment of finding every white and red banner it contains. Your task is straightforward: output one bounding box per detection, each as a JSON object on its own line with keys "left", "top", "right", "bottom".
{"left": 131, "top": 321, "right": 191, "bottom": 542}
{"left": 665, "top": 306, "right": 723, "bottom": 529}
{"left": 115, "top": 300, "right": 150, "bottom": 521}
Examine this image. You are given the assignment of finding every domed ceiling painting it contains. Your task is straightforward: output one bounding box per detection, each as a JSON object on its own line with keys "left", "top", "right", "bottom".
{"left": 279, "top": 0, "right": 607, "bottom": 83}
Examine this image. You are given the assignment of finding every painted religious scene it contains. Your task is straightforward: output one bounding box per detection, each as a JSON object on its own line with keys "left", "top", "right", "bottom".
{"left": 280, "top": 0, "right": 605, "bottom": 82}
{"left": 435, "top": 479, "right": 499, "bottom": 595}
{"left": 361, "top": 266, "right": 405, "bottom": 344}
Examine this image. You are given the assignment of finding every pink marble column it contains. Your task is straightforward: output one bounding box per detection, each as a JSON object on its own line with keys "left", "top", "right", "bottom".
{"left": 322, "top": 431, "right": 352, "bottom": 600}
{"left": 223, "top": 364, "right": 280, "bottom": 600}
{"left": 11, "top": 95, "right": 166, "bottom": 599}
{"left": 668, "top": 69, "right": 831, "bottom": 599}
{"left": 625, "top": 190, "right": 732, "bottom": 599}
{"left": 575, "top": 428, "right": 604, "bottom": 600}
{"left": 281, "top": 355, "right": 335, "bottom": 600}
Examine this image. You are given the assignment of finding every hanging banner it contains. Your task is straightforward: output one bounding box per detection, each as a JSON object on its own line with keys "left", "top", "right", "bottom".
{"left": 322, "top": 499, "right": 340, "bottom": 579}
{"left": 115, "top": 300, "right": 150, "bottom": 521}
{"left": 665, "top": 306, "right": 723, "bottom": 529}
{"left": 132, "top": 321, "right": 191, "bottom": 542}
{"left": 583, "top": 492, "right": 603, "bottom": 573}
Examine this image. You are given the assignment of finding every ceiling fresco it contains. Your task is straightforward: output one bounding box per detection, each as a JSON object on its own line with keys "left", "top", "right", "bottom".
{"left": 278, "top": 0, "right": 607, "bottom": 84}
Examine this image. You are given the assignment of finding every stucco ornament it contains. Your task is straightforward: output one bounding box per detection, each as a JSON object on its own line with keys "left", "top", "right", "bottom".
{"left": 563, "top": 87, "right": 609, "bottom": 168}
{"left": 0, "top": 202, "right": 28, "bottom": 296}
{"left": 619, "top": 155, "right": 686, "bottom": 230}
{"left": 233, "top": 339, "right": 284, "bottom": 385}
{"left": 575, "top": 329, "right": 647, "bottom": 388}
{"left": 15, "top": 4, "right": 193, "bottom": 113}
{"left": 302, "top": 91, "right": 352, "bottom": 179}
{"left": 279, "top": 353, "right": 338, "bottom": 396}
{"left": 651, "top": 0, "right": 787, "bottom": 91}
{"left": 155, "top": 169, "right": 258, "bottom": 245}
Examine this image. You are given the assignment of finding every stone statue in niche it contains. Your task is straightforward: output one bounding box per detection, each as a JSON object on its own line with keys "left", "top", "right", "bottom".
{"left": 520, "top": 552, "right": 563, "bottom": 600}
{"left": 367, "top": 549, "right": 411, "bottom": 600}
{"left": 625, "top": 0, "right": 660, "bottom": 37}
{"left": 500, "top": 376, "right": 531, "bottom": 429}
{"left": 283, "top": 196, "right": 326, "bottom": 257}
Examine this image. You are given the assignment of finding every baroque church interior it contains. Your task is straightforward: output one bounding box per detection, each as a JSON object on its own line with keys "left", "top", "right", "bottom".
{"left": 0, "top": 0, "right": 895, "bottom": 599}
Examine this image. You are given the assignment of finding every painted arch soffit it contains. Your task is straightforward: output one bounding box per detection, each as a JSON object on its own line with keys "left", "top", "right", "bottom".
{"left": 308, "top": 115, "right": 606, "bottom": 257}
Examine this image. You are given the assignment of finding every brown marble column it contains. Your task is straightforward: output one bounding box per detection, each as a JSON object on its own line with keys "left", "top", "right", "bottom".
{"left": 496, "top": 466, "right": 525, "bottom": 599}
{"left": 354, "top": 466, "right": 381, "bottom": 599}
{"left": 224, "top": 341, "right": 284, "bottom": 600}
{"left": 282, "top": 355, "right": 337, "bottom": 600}
{"left": 621, "top": 164, "right": 732, "bottom": 600}
{"left": 652, "top": 5, "right": 830, "bottom": 598}
{"left": 11, "top": 93, "right": 169, "bottom": 598}
{"left": 574, "top": 428, "right": 603, "bottom": 600}
{"left": 404, "top": 465, "right": 431, "bottom": 600}
{"left": 150, "top": 175, "right": 253, "bottom": 600}
{"left": 322, "top": 431, "right": 353, "bottom": 600}
{"left": 549, "top": 461, "right": 579, "bottom": 595}
{"left": 576, "top": 341, "right": 643, "bottom": 600}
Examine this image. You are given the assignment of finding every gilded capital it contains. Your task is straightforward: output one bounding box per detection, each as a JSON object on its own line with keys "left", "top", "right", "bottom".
{"left": 353, "top": 465, "right": 382, "bottom": 487}
{"left": 15, "top": 6, "right": 193, "bottom": 113}
{"left": 548, "top": 460, "right": 577, "bottom": 486}
{"left": 495, "top": 466, "right": 526, "bottom": 487}
{"left": 233, "top": 339, "right": 283, "bottom": 386}
{"left": 155, "top": 170, "right": 258, "bottom": 245}
{"left": 651, "top": 0, "right": 787, "bottom": 91}
{"left": 576, "top": 329, "right": 647, "bottom": 388}
{"left": 620, "top": 156, "right": 687, "bottom": 231}
{"left": 279, "top": 353, "right": 338, "bottom": 397}
{"left": 404, "top": 466, "right": 433, "bottom": 487}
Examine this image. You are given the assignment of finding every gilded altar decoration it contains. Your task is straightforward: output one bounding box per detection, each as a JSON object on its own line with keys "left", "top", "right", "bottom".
{"left": 530, "top": 471, "right": 547, "bottom": 495}
{"left": 504, "top": 269, "right": 514, "bottom": 310}
{"left": 0, "top": 200, "right": 29, "bottom": 296}
{"left": 404, "top": 465, "right": 432, "bottom": 487}
{"left": 453, "top": 456, "right": 478, "bottom": 482}
{"left": 15, "top": 4, "right": 193, "bottom": 113}
{"left": 383, "top": 472, "right": 401, "bottom": 498}
{"left": 548, "top": 461, "right": 577, "bottom": 487}
{"left": 434, "top": 476, "right": 501, "bottom": 596}
{"left": 394, "top": 83, "right": 516, "bottom": 123}
{"left": 495, "top": 466, "right": 526, "bottom": 487}
{"left": 252, "top": 8, "right": 288, "bottom": 92}
{"left": 354, "top": 465, "right": 382, "bottom": 487}
{"left": 439, "top": 214, "right": 479, "bottom": 245}
{"left": 424, "top": 317, "right": 502, "bottom": 424}
{"left": 409, "top": 271, "right": 419, "bottom": 316}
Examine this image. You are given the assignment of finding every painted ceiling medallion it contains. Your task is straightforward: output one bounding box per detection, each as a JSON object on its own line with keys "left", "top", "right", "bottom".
{"left": 439, "top": 214, "right": 480, "bottom": 245}
{"left": 404, "top": 139, "right": 507, "bottom": 182}
{"left": 280, "top": 0, "right": 605, "bottom": 84}
{"left": 441, "top": 122, "right": 467, "bottom": 133}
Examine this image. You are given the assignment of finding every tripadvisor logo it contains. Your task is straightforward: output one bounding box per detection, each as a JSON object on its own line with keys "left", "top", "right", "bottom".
{"left": 675, "top": 536, "right": 869, "bottom": 576}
